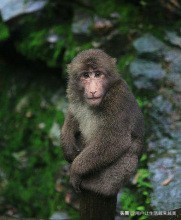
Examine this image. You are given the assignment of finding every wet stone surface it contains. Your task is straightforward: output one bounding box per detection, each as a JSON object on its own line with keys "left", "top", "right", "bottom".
{"left": 72, "top": 9, "right": 93, "bottom": 36}
{"left": 133, "top": 33, "right": 166, "bottom": 56}
{"left": 165, "top": 31, "right": 181, "bottom": 49}
{"left": 0, "top": 0, "right": 47, "bottom": 21}
{"left": 130, "top": 33, "right": 181, "bottom": 210}
{"left": 163, "top": 49, "right": 181, "bottom": 74}
{"left": 130, "top": 59, "right": 166, "bottom": 89}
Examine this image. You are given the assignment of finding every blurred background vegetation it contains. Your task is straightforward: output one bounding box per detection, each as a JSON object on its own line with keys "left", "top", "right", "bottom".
{"left": 0, "top": 0, "right": 181, "bottom": 219}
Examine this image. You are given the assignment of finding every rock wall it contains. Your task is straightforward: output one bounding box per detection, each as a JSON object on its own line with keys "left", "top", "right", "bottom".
{"left": 130, "top": 33, "right": 181, "bottom": 211}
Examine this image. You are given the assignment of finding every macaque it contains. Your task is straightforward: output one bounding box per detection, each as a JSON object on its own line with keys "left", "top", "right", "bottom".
{"left": 61, "top": 49, "right": 144, "bottom": 196}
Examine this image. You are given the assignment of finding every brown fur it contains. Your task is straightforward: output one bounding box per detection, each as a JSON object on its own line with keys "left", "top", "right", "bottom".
{"left": 61, "top": 49, "right": 144, "bottom": 196}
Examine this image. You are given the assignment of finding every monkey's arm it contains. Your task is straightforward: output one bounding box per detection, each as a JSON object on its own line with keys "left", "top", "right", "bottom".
{"left": 70, "top": 124, "right": 131, "bottom": 191}
{"left": 61, "top": 111, "right": 80, "bottom": 163}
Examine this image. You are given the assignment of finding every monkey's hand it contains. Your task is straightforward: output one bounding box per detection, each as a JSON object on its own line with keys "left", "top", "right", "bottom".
{"left": 62, "top": 143, "right": 80, "bottom": 163}
{"left": 70, "top": 166, "right": 82, "bottom": 193}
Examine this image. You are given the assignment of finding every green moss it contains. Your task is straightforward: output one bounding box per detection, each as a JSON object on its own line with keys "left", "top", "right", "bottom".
{"left": 16, "top": 20, "right": 92, "bottom": 70}
{"left": 0, "top": 66, "right": 69, "bottom": 218}
{"left": 0, "top": 23, "right": 10, "bottom": 41}
{"left": 16, "top": 25, "right": 68, "bottom": 67}
{"left": 117, "top": 53, "right": 136, "bottom": 91}
{"left": 92, "top": 0, "right": 118, "bottom": 17}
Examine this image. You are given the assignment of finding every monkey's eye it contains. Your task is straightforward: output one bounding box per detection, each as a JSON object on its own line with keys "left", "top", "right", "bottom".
{"left": 95, "top": 71, "right": 102, "bottom": 77}
{"left": 82, "top": 72, "right": 89, "bottom": 78}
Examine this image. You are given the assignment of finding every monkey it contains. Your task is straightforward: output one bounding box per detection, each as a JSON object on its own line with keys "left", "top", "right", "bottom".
{"left": 61, "top": 49, "right": 144, "bottom": 197}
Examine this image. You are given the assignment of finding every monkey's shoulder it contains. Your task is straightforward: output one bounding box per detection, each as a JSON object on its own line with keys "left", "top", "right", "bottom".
{"left": 108, "top": 79, "right": 144, "bottom": 126}
{"left": 108, "top": 79, "right": 138, "bottom": 109}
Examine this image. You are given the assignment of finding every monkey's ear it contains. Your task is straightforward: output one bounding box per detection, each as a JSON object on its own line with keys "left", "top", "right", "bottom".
{"left": 112, "top": 58, "right": 117, "bottom": 64}
{"left": 67, "top": 64, "right": 71, "bottom": 74}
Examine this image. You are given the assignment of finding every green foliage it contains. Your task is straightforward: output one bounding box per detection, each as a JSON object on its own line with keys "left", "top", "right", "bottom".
{"left": 118, "top": 54, "right": 135, "bottom": 73}
{"left": 136, "top": 169, "right": 152, "bottom": 189}
{"left": 118, "top": 5, "right": 140, "bottom": 33}
{"left": 16, "top": 25, "right": 68, "bottom": 67}
{"left": 118, "top": 54, "right": 135, "bottom": 89}
{"left": 121, "top": 188, "right": 139, "bottom": 211}
{"left": 121, "top": 167, "right": 151, "bottom": 220}
{"left": 136, "top": 97, "right": 150, "bottom": 110}
{"left": 91, "top": 0, "right": 142, "bottom": 35}
{"left": 92, "top": 0, "right": 118, "bottom": 17}
{"left": 0, "top": 23, "right": 10, "bottom": 41}
{"left": 17, "top": 29, "right": 46, "bottom": 59}
{"left": 63, "top": 41, "right": 92, "bottom": 64}
{"left": 0, "top": 67, "right": 69, "bottom": 218}
{"left": 92, "top": 0, "right": 181, "bottom": 36}
{"left": 16, "top": 20, "right": 92, "bottom": 69}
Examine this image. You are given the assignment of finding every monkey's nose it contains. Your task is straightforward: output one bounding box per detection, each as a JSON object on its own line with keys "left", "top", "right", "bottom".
{"left": 90, "top": 91, "right": 97, "bottom": 95}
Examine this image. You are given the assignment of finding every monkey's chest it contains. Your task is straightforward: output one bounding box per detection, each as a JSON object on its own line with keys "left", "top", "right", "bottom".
{"left": 78, "top": 114, "right": 99, "bottom": 142}
{"left": 70, "top": 104, "right": 101, "bottom": 142}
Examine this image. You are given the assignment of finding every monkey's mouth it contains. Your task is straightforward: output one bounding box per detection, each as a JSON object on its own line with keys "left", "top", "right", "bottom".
{"left": 86, "top": 96, "right": 102, "bottom": 105}
{"left": 87, "top": 96, "right": 102, "bottom": 101}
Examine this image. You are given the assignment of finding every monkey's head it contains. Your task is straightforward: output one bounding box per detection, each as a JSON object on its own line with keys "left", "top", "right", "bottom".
{"left": 67, "top": 49, "right": 119, "bottom": 107}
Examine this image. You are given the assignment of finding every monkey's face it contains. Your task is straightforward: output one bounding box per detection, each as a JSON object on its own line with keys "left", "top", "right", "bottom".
{"left": 67, "top": 49, "right": 119, "bottom": 106}
{"left": 79, "top": 68, "right": 108, "bottom": 106}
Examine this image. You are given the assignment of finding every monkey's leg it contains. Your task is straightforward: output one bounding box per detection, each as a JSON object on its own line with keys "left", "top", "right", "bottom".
{"left": 81, "top": 154, "right": 138, "bottom": 197}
